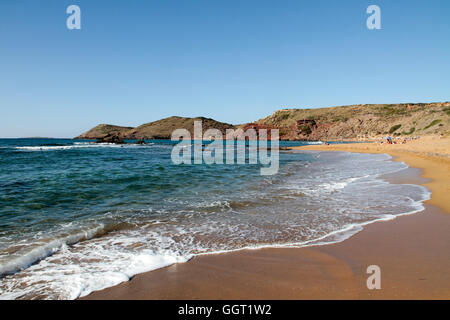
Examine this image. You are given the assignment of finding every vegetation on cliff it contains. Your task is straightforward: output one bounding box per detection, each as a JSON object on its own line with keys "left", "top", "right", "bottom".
{"left": 255, "top": 102, "right": 450, "bottom": 140}
{"left": 75, "top": 102, "right": 450, "bottom": 141}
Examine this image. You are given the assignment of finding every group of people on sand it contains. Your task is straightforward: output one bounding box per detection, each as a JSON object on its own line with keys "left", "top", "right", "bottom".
{"left": 381, "top": 136, "right": 420, "bottom": 145}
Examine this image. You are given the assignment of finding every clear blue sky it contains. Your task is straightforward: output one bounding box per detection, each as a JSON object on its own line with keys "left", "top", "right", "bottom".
{"left": 0, "top": 0, "right": 449, "bottom": 138}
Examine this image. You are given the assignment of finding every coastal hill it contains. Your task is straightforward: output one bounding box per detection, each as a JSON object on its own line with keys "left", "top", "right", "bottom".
{"left": 251, "top": 102, "right": 450, "bottom": 140}
{"left": 124, "top": 116, "right": 235, "bottom": 139}
{"left": 75, "top": 124, "right": 134, "bottom": 139}
{"left": 75, "top": 102, "right": 450, "bottom": 140}
{"left": 75, "top": 116, "right": 235, "bottom": 140}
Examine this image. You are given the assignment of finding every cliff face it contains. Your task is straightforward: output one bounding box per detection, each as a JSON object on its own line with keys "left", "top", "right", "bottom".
{"left": 75, "top": 103, "right": 450, "bottom": 141}
{"left": 255, "top": 102, "right": 450, "bottom": 140}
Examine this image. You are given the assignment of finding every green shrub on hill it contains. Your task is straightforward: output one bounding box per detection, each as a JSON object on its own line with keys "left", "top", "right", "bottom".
{"left": 424, "top": 119, "right": 441, "bottom": 130}
{"left": 299, "top": 125, "right": 312, "bottom": 135}
{"left": 389, "top": 124, "right": 402, "bottom": 134}
{"left": 402, "top": 127, "right": 415, "bottom": 135}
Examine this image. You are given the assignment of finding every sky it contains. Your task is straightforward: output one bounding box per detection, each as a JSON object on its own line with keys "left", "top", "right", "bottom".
{"left": 0, "top": 0, "right": 449, "bottom": 138}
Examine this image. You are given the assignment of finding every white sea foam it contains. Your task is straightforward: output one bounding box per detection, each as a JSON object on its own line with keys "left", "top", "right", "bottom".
{"left": 14, "top": 143, "right": 153, "bottom": 151}
{"left": 0, "top": 248, "right": 189, "bottom": 300}
{"left": 0, "top": 225, "right": 105, "bottom": 276}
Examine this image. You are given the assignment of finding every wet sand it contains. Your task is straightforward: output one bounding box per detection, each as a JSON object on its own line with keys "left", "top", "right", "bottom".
{"left": 83, "top": 137, "right": 450, "bottom": 300}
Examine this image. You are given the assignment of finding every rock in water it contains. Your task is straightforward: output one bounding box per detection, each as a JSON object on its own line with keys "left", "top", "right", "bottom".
{"left": 136, "top": 138, "right": 146, "bottom": 145}
{"left": 96, "top": 134, "right": 125, "bottom": 144}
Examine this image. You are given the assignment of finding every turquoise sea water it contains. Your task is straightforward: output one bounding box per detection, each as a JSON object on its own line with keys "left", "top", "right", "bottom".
{"left": 0, "top": 139, "right": 429, "bottom": 299}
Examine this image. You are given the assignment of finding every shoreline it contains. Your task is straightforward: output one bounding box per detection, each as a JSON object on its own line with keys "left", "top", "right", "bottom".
{"left": 291, "top": 136, "right": 450, "bottom": 213}
{"left": 83, "top": 205, "right": 450, "bottom": 299}
{"left": 83, "top": 137, "right": 450, "bottom": 300}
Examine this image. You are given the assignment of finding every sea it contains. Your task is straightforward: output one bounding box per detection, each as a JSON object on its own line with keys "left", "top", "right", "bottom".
{"left": 0, "top": 138, "right": 430, "bottom": 299}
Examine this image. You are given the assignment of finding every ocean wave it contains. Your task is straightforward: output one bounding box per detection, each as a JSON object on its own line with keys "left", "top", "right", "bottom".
{"left": 0, "top": 248, "right": 188, "bottom": 300}
{"left": 0, "top": 225, "right": 106, "bottom": 277}
{"left": 314, "top": 177, "right": 362, "bottom": 193}
{"left": 13, "top": 143, "right": 156, "bottom": 151}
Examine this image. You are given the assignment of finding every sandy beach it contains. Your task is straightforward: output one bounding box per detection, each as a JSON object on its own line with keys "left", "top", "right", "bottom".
{"left": 293, "top": 136, "right": 450, "bottom": 213}
{"left": 83, "top": 136, "right": 450, "bottom": 300}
